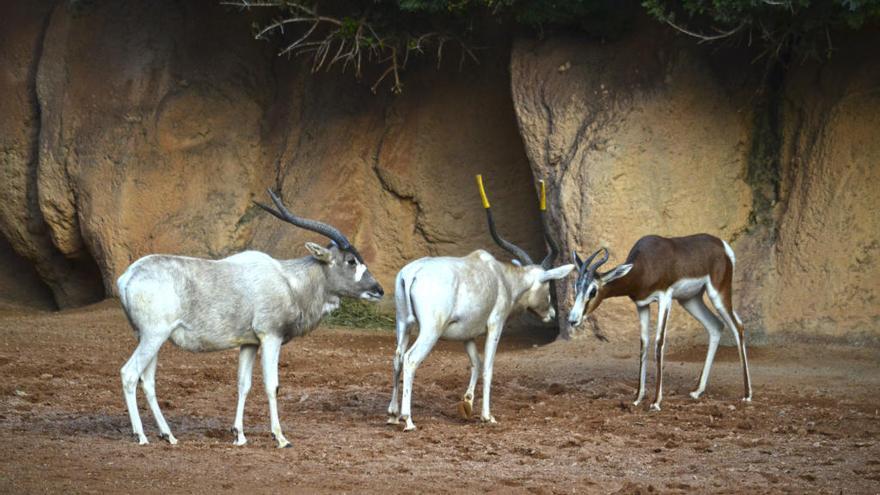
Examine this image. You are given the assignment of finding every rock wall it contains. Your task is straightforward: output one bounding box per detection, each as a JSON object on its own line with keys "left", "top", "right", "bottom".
{"left": 510, "top": 26, "right": 880, "bottom": 343}
{"left": 0, "top": 0, "right": 544, "bottom": 310}
{"left": 2, "top": 1, "right": 878, "bottom": 343}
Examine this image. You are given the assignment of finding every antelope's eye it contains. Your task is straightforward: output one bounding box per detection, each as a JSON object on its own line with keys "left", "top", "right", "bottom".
{"left": 588, "top": 286, "right": 597, "bottom": 298}
{"left": 347, "top": 259, "right": 357, "bottom": 266}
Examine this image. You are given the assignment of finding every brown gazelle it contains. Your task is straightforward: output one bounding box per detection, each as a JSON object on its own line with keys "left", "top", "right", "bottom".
{"left": 567, "top": 234, "right": 752, "bottom": 410}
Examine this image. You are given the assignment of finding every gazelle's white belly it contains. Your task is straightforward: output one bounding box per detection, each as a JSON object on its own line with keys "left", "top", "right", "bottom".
{"left": 636, "top": 276, "right": 710, "bottom": 306}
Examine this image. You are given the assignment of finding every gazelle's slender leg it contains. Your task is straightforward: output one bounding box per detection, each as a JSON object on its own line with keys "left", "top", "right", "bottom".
{"left": 634, "top": 305, "right": 651, "bottom": 406}
{"left": 706, "top": 283, "right": 753, "bottom": 401}
{"left": 480, "top": 321, "right": 503, "bottom": 423}
{"left": 232, "top": 344, "right": 258, "bottom": 446}
{"left": 140, "top": 354, "right": 176, "bottom": 444}
{"left": 400, "top": 328, "right": 441, "bottom": 431}
{"left": 679, "top": 295, "right": 723, "bottom": 399}
{"left": 121, "top": 334, "right": 167, "bottom": 445}
{"left": 387, "top": 321, "right": 411, "bottom": 424}
{"left": 458, "top": 339, "right": 481, "bottom": 419}
{"left": 259, "top": 334, "right": 290, "bottom": 448}
{"left": 650, "top": 294, "right": 673, "bottom": 411}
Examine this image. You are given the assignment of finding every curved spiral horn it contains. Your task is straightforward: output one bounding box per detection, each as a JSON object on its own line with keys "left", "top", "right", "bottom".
{"left": 253, "top": 189, "right": 364, "bottom": 263}
{"left": 476, "top": 175, "right": 534, "bottom": 265}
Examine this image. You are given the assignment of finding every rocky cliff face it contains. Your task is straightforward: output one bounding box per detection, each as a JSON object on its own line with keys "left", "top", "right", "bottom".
{"left": 0, "top": 0, "right": 544, "bottom": 312}
{"left": 510, "top": 27, "right": 880, "bottom": 343}
{"left": 1, "top": 1, "right": 877, "bottom": 343}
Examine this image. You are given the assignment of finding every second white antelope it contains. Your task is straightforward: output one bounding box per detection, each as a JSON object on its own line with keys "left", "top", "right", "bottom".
{"left": 386, "top": 176, "right": 574, "bottom": 431}
{"left": 567, "top": 234, "right": 752, "bottom": 410}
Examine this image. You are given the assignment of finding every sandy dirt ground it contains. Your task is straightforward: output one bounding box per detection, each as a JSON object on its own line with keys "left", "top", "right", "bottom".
{"left": 0, "top": 301, "right": 878, "bottom": 494}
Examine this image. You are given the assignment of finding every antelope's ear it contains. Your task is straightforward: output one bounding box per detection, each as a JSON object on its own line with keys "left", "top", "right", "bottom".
{"left": 539, "top": 264, "right": 576, "bottom": 283}
{"left": 305, "top": 242, "right": 333, "bottom": 264}
{"left": 600, "top": 263, "right": 633, "bottom": 284}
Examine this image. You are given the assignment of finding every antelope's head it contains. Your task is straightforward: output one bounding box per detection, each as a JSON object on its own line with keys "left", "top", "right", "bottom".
{"left": 475, "top": 175, "right": 574, "bottom": 322}
{"left": 567, "top": 248, "right": 632, "bottom": 327}
{"left": 254, "top": 189, "right": 384, "bottom": 302}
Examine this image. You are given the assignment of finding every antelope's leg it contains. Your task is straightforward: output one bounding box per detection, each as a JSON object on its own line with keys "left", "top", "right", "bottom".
{"left": 459, "top": 339, "right": 481, "bottom": 419}
{"left": 232, "top": 344, "right": 258, "bottom": 446}
{"left": 387, "top": 322, "right": 411, "bottom": 424}
{"left": 479, "top": 322, "right": 503, "bottom": 423}
{"left": 259, "top": 335, "right": 290, "bottom": 448}
{"left": 634, "top": 305, "right": 651, "bottom": 406}
{"left": 707, "top": 284, "right": 753, "bottom": 402}
{"left": 400, "top": 329, "right": 440, "bottom": 431}
{"left": 650, "top": 295, "right": 672, "bottom": 411}
{"left": 679, "top": 296, "right": 723, "bottom": 399}
{"left": 121, "top": 335, "right": 166, "bottom": 445}
{"left": 140, "top": 354, "right": 176, "bottom": 444}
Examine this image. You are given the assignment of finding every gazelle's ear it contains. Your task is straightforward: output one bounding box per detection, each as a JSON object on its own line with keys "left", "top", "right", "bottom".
{"left": 539, "top": 264, "right": 576, "bottom": 283}
{"left": 305, "top": 242, "right": 333, "bottom": 263}
{"left": 600, "top": 263, "right": 632, "bottom": 284}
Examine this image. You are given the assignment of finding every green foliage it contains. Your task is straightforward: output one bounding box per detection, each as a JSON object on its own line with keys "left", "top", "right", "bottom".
{"left": 642, "top": 0, "right": 880, "bottom": 60}
{"left": 324, "top": 299, "right": 396, "bottom": 330}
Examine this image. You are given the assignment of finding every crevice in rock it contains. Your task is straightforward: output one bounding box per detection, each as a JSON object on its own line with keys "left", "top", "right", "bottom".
{"left": 26, "top": 1, "right": 106, "bottom": 308}
{"left": 370, "top": 111, "right": 433, "bottom": 252}
{"left": 742, "top": 56, "right": 787, "bottom": 239}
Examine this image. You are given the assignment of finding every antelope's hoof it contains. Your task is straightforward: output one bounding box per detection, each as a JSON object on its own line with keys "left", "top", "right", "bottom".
{"left": 403, "top": 418, "right": 416, "bottom": 432}
{"left": 633, "top": 399, "right": 643, "bottom": 407}
{"left": 649, "top": 403, "right": 661, "bottom": 412}
{"left": 278, "top": 442, "right": 292, "bottom": 449}
{"left": 457, "top": 400, "right": 473, "bottom": 420}
{"left": 480, "top": 415, "right": 497, "bottom": 424}
{"left": 386, "top": 415, "right": 400, "bottom": 425}
{"left": 689, "top": 390, "right": 703, "bottom": 400}
{"left": 741, "top": 396, "right": 752, "bottom": 403}
{"left": 159, "top": 433, "right": 178, "bottom": 445}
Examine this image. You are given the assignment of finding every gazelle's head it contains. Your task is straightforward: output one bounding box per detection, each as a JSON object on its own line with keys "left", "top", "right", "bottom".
{"left": 567, "top": 247, "right": 631, "bottom": 327}
{"left": 476, "top": 175, "right": 573, "bottom": 322}
{"left": 254, "top": 189, "right": 384, "bottom": 301}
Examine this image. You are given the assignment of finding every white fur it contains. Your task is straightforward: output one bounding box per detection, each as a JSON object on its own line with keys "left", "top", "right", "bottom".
{"left": 722, "top": 240, "right": 736, "bottom": 268}
{"left": 354, "top": 263, "right": 367, "bottom": 282}
{"left": 386, "top": 250, "right": 574, "bottom": 431}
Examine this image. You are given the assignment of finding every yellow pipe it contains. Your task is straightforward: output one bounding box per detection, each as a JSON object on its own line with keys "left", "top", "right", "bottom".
{"left": 476, "top": 174, "right": 490, "bottom": 209}
{"left": 539, "top": 180, "right": 546, "bottom": 211}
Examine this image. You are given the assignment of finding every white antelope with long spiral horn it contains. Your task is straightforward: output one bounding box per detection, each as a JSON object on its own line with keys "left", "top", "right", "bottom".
{"left": 117, "top": 189, "right": 383, "bottom": 447}
{"left": 386, "top": 176, "right": 574, "bottom": 431}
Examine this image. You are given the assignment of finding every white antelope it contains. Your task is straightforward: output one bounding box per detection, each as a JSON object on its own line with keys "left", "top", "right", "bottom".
{"left": 567, "top": 235, "right": 752, "bottom": 410}
{"left": 387, "top": 176, "right": 575, "bottom": 431}
{"left": 117, "top": 189, "right": 384, "bottom": 447}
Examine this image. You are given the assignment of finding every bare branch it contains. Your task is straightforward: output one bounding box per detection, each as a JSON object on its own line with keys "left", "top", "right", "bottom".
{"left": 664, "top": 18, "right": 746, "bottom": 43}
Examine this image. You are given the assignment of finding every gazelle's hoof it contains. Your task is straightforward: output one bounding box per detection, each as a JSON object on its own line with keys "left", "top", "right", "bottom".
{"left": 386, "top": 415, "right": 400, "bottom": 425}
{"left": 633, "top": 398, "right": 643, "bottom": 407}
{"left": 457, "top": 400, "right": 473, "bottom": 420}
{"left": 689, "top": 390, "right": 703, "bottom": 400}
{"left": 134, "top": 432, "right": 149, "bottom": 445}
{"left": 277, "top": 441, "right": 292, "bottom": 449}
{"left": 649, "top": 403, "right": 661, "bottom": 412}
{"left": 741, "top": 396, "right": 752, "bottom": 403}
{"left": 159, "top": 432, "right": 178, "bottom": 445}
{"left": 480, "top": 415, "right": 497, "bottom": 424}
